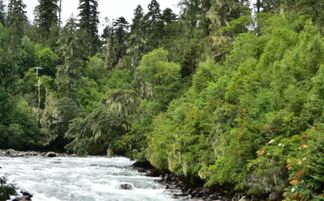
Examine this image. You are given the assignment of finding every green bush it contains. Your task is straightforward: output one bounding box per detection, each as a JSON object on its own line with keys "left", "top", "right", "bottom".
{"left": 0, "top": 177, "right": 16, "bottom": 201}
{"left": 145, "top": 15, "right": 324, "bottom": 199}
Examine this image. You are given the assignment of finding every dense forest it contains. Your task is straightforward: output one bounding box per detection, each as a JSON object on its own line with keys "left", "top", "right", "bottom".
{"left": 0, "top": 0, "right": 323, "bottom": 200}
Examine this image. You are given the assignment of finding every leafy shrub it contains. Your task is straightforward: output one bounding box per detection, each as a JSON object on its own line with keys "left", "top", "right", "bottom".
{"left": 0, "top": 177, "right": 16, "bottom": 201}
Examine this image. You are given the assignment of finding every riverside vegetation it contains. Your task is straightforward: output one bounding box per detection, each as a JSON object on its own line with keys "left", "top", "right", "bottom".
{"left": 0, "top": 0, "right": 323, "bottom": 200}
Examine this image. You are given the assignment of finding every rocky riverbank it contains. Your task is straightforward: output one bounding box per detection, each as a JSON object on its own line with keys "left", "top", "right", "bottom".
{"left": 1, "top": 150, "right": 257, "bottom": 201}
{"left": 132, "top": 161, "right": 253, "bottom": 201}
{"left": 0, "top": 149, "right": 68, "bottom": 158}
{"left": 0, "top": 149, "right": 68, "bottom": 201}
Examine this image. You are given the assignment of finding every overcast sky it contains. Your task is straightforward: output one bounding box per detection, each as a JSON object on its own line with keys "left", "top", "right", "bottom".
{"left": 17, "top": 0, "right": 180, "bottom": 32}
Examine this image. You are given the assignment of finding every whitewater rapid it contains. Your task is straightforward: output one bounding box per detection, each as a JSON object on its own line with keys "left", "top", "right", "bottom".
{"left": 0, "top": 156, "right": 187, "bottom": 201}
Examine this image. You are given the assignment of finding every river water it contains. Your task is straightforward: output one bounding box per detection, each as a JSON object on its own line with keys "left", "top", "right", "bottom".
{"left": 0, "top": 157, "right": 188, "bottom": 201}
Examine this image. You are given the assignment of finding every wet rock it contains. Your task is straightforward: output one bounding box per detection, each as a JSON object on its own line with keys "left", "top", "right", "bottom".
{"left": 268, "top": 192, "right": 280, "bottom": 201}
{"left": 238, "top": 196, "right": 247, "bottom": 201}
{"left": 137, "top": 167, "right": 146, "bottom": 173}
{"left": 119, "top": 183, "right": 133, "bottom": 190}
{"left": 21, "top": 191, "right": 33, "bottom": 198}
{"left": 200, "top": 188, "right": 210, "bottom": 195}
{"left": 6, "top": 149, "right": 18, "bottom": 157}
{"left": 12, "top": 191, "right": 33, "bottom": 201}
{"left": 146, "top": 169, "right": 160, "bottom": 177}
{"left": 12, "top": 196, "right": 32, "bottom": 201}
{"left": 0, "top": 149, "right": 69, "bottom": 158}
{"left": 46, "top": 152, "right": 57, "bottom": 157}
{"left": 206, "top": 194, "right": 220, "bottom": 201}
{"left": 165, "top": 183, "right": 174, "bottom": 189}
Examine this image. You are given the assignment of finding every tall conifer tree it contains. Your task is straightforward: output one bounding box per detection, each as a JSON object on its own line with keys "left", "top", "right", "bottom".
{"left": 34, "top": 0, "right": 59, "bottom": 35}
{"left": 112, "top": 17, "right": 129, "bottom": 67}
{"left": 144, "top": 0, "right": 163, "bottom": 50}
{"left": 7, "top": 0, "right": 27, "bottom": 37}
{"left": 78, "top": 0, "right": 100, "bottom": 56}
{"left": 208, "top": 0, "right": 249, "bottom": 28}
{"left": 56, "top": 17, "right": 85, "bottom": 95}
{"left": 0, "top": 0, "right": 5, "bottom": 25}
{"left": 128, "top": 5, "right": 147, "bottom": 71}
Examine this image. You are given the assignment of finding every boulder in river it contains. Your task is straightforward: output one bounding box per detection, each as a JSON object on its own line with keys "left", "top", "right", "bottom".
{"left": 46, "top": 152, "right": 57, "bottom": 157}
{"left": 12, "top": 196, "right": 32, "bottom": 201}
{"left": 21, "top": 191, "right": 33, "bottom": 198}
{"left": 6, "top": 149, "right": 18, "bottom": 157}
{"left": 119, "top": 183, "right": 133, "bottom": 190}
{"left": 12, "top": 191, "right": 33, "bottom": 201}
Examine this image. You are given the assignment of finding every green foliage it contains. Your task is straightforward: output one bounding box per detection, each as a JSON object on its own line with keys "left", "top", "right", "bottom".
{"left": 35, "top": 45, "right": 59, "bottom": 76}
{"left": 65, "top": 106, "right": 125, "bottom": 155}
{"left": 78, "top": 0, "right": 100, "bottom": 56}
{"left": 0, "top": 177, "right": 16, "bottom": 201}
{"left": 208, "top": 0, "right": 250, "bottom": 29}
{"left": 135, "top": 48, "right": 181, "bottom": 112}
{"left": 7, "top": 0, "right": 27, "bottom": 38}
{"left": 34, "top": 0, "right": 59, "bottom": 44}
{"left": 0, "top": 1, "right": 323, "bottom": 199}
{"left": 128, "top": 5, "right": 147, "bottom": 72}
{"left": 145, "top": 15, "right": 324, "bottom": 199}
{"left": 104, "top": 89, "right": 138, "bottom": 129}
{"left": 0, "top": 0, "right": 5, "bottom": 25}
{"left": 0, "top": 96, "right": 41, "bottom": 150}
{"left": 144, "top": 0, "right": 163, "bottom": 50}
{"left": 56, "top": 17, "right": 85, "bottom": 95}
{"left": 0, "top": 24, "right": 15, "bottom": 88}
{"left": 40, "top": 94, "right": 80, "bottom": 147}
{"left": 0, "top": 23, "right": 41, "bottom": 150}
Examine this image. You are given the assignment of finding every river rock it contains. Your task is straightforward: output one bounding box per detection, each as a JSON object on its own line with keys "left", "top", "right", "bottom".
{"left": 238, "top": 196, "right": 247, "bottom": 201}
{"left": 268, "top": 192, "right": 280, "bottom": 201}
{"left": 6, "top": 149, "right": 18, "bottom": 157}
{"left": 21, "top": 191, "right": 33, "bottom": 198}
{"left": 206, "top": 194, "right": 220, "bottom": 201}
{"left": 137, "top": 167, "right": 146, "bottom": 173}
{"left": 12, "top": 196, "right": 32, "bottom": 201}
{"left": 46, "top": 152, "right": 57, "bottom": 157}
{"left": 12, "top": 191, "right": 33, "bottom": 201}
{"left": 119, "top": 183, "right": 133, "bottom": 190}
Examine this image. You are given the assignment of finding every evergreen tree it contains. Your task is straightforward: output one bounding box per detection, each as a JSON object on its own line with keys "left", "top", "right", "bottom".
{"left": 102, "top": 21, "right": 114, "bottom": 69}
{"left": 161, "top": 8, "right": 177, "bottom": 25}
{"left": 178, "top": 0, "right": 211, "bottom": 37}
{"left": 78, "top": 0, "right": 100, "bottom": 56}
{"left": 103, "top": 17, "right": 129, "bottom": 70}
{"left": 7, "top": 0, "right": 27, "bottom": 37}
{"left": 144, "top": 0, "right": 163, "bottom": 50}
{"left": 0, "top": 0, "right": 5, "bottom": 25}
{"left": 160, "top": 8, "right": 179, "bottom": 57}
{"left": 34, "top": 0, "right": 59, "bottom": 42}
{"left": 128, "top": 5, "right": 147, "bottom": 73}
{"left": 145, "top": 0, "right": 161, "bottom": 24}
{"left": 112, "top": 17, "right": 129, "bottom": 67}
{"left": 56, "top": 17, "right": 84, "bottom": 95}
{"left": 131, "top": 5, "right": 144, "bottom": 32}
{"left": 200, "top": 0, "right": 212, "bottom": 35}
{"left": 58, "top": 0, "right": 62, "bottom": 25}
{"left": 179, "top": 0, "right": 201, "bottom": 37}
{"left": 295, "top": 0, "right": 323, "bottom": 29}
{"left": 208, "top": 0, "right": 250, "bottom": 28}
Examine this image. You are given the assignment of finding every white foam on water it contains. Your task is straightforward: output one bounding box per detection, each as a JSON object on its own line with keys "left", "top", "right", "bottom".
{"left": 0, "top": 156, "right": 186, "bottom": 201}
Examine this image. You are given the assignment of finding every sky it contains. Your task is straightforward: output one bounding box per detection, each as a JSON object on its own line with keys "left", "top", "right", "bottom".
{"left": 18, "top": 0, "right": 180, "bottom": 32}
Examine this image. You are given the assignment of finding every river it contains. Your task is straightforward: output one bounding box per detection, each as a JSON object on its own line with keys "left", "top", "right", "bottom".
{"left": 0, "top": 156, "right": 189, "bottom": 201}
